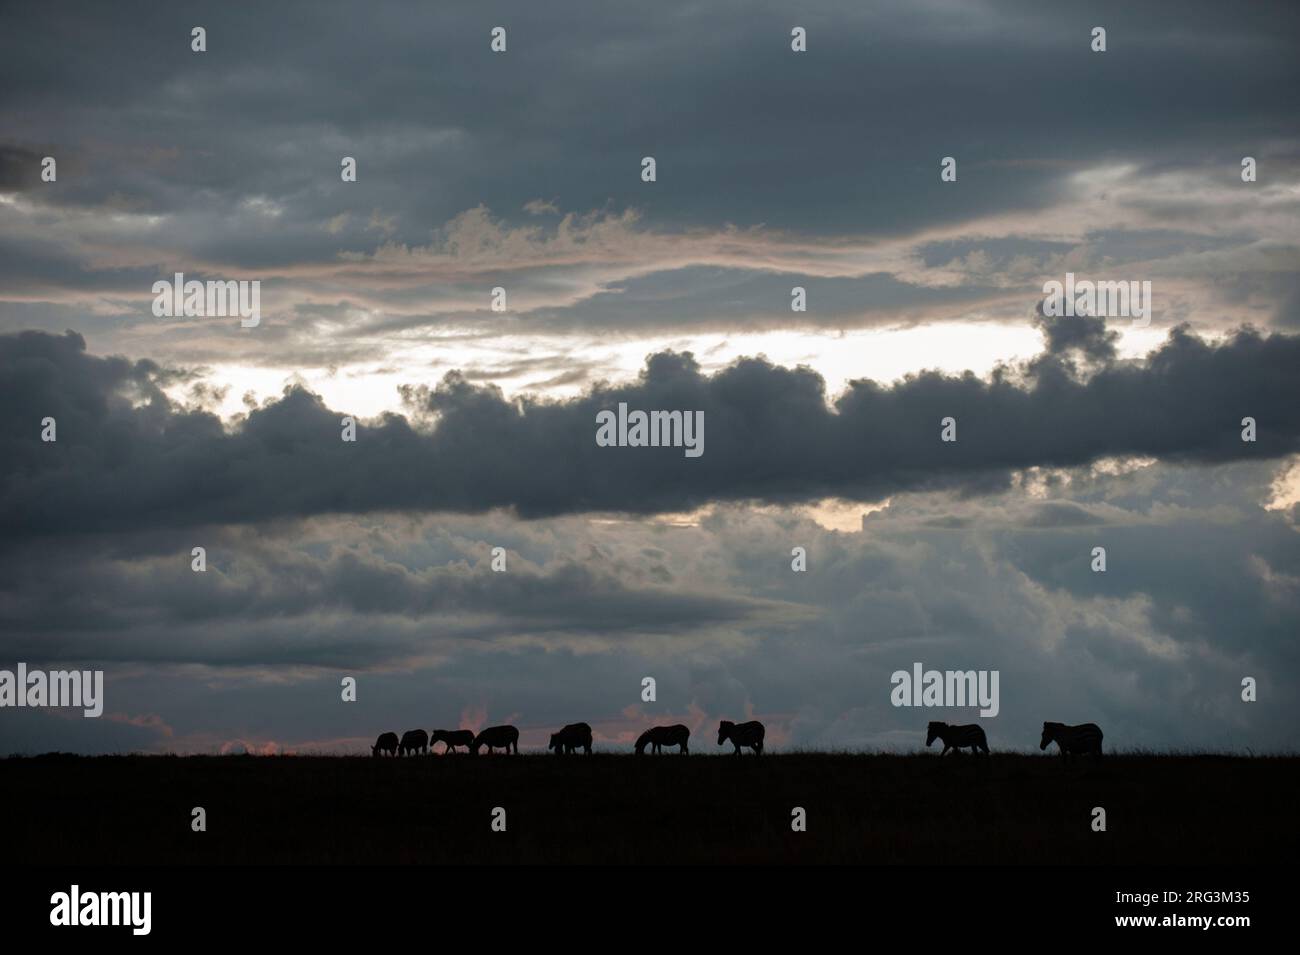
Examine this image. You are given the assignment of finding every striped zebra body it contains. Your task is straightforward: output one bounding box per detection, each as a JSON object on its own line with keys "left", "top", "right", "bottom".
{"left": 1040, "top": 721, "right": 1103, "bottom": 755}
{"left": 925, "top": 721, "right": 989, "bottom": 755}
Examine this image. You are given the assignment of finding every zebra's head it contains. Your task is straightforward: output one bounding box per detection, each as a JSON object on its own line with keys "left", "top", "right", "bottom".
{"left": 1040, "top": 722, "right": 1058, "bottom": 750}
{"left": 548, "top": 733, "right": 561, "bottom": 751}
{"left": 717, "top": 720, "right": 735, "bottom": 745}
{"left": 634, "top": 731, "right": 650, "bottom": 754}
{"left": 925, "top": 721, "right": 945, "bottom": 747}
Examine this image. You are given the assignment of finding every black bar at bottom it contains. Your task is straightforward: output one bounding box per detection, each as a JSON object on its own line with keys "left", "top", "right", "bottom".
{"left": 3, "top": 865, "right": 1279, "bottom": 941}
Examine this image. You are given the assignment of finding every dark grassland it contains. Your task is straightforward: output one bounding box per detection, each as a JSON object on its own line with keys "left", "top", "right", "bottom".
{"left": 4, "top": 753, "right": 1295, "bottom": 864}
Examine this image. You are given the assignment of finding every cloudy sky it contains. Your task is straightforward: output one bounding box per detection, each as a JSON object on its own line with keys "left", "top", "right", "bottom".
{"left": 2, "top": 0, "right": 1298, "bottom": 754}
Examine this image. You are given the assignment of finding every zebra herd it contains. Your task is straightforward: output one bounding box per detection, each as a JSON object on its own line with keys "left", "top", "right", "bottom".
{"left": 371, "top": 719, "right": 1103, "bottom": 756}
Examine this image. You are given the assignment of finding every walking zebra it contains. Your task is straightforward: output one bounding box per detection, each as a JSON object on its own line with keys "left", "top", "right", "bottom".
{"left": 1040, "top": 721, "right": 1103, "bottom": 756}
{"left": 925, "top": 721, "right": 989, "bottom": 755}
{"left": 717, "top": 720, "right": 765, "bottom": 755}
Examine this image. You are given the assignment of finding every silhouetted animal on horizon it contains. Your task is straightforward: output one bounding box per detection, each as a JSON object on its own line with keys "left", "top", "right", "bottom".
{"left": 1040, "top": 721, "right": 1103, "bottom": 755}
{"left": 635, "top": 724, "right": 690, "bottom": 754}
{"left": 925, "top": 721, "right": 989, "bottom": 755}
{"left": 431, "top": 729, "right": 475, "bottom": 754}
{"left": 549, "top": 722, "right": 593, "bottom": 754}
{"left": 472, "top": 725, "right": 519, "bottom": 754}
{"left": 718, "top": 720, "right": 764, "bottom": 755}
{"left": 372, "top": 732, "right": 399, "bottom": 757}
{"left": 399, "top": 729, "right": 429, "bottom": 756}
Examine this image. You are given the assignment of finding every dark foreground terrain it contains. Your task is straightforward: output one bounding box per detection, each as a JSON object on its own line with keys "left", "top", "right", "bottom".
{"left": 4, "top": 753, "right": 1296, "bottom": 864}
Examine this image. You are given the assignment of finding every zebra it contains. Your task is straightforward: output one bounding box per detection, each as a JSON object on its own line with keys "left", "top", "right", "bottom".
{"left": 1040, "top": 721, "right": 1103, "bottom": 756}
{"left": 925, "top": 721, "right": 989, "bottom": 755}
{"left": 548, "top": 722, "right": 594, "bottom": 755}
{"left": 471, "top": 724, "right": 520, "bottom": 755}
{"left": 717, "top": 720, "right": 764, "bottom": 755}
{"left": 430, "top": 729, "right": 475, "bottom": 754}
{"left": 371, "top": 731, "right": 399, "bottom": 757}
{"left": 634, "top": 724, "right": 690, "bottom": 754}
{"left": 398, "top": 728, "right": 429, "bottom": 756}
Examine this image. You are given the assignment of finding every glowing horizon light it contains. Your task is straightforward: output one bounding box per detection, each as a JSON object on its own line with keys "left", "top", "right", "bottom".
{"left": 173, "top": 318, "right": 1141, "bottom": 422}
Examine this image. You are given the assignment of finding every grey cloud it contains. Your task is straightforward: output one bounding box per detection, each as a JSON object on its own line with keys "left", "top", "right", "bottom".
{"left": 2, "top": 325, "right": 1298, "bottom": 537}
{"left": 1032, "top": 307, "right": 1119, "bottom": 362}
{"left": 2, "top": 459, "right": 1297, "bottom": 754}
{"left": 2, "top": 0, "right": 1297, "bottom": 241}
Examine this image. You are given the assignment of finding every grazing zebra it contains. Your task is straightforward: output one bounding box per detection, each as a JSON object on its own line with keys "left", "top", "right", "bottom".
{"left": 398, "top": 728, "right": 429, "bottom": 756}
{"left": 717, "top": 720, "right": 764, "bottom": 755}
{"left": 371, "top": 731, "right": 399, "bottom": 757}
{"left": 634, "top": 724, "right": 690, "bottom": 755}
{"left": 1040, "top": 721, "right": 1104, "bottom": 756}
{"left": 471, "top": 724, "right": 520, "bottom": 755}
{"left": 549, "top": 722, "right": 594, "bottom": 755}
{"left": 430, "top": 729, "right": 475, "bottom": 754}
{"left": 925, "top": 721, "right": 989, "bottom": 755}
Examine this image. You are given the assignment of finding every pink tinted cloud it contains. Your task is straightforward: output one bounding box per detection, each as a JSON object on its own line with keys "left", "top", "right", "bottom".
{"left": 105, "top": 712, "right": 174, "bottom": 738}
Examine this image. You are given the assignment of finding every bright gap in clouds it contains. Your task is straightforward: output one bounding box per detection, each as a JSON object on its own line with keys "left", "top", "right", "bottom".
{"left": 187, "top": 320, "right": 1167, "bottom": 421}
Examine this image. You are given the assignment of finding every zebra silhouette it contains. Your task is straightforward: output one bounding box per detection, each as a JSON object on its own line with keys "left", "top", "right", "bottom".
{"left": 634, "top": 724, "right": 690, "bottom": 754}
{"left": 398, "top": 728, "right": 429, "bottom": 756}
{"left": 717, "top": 720, "right": 764, "bottom": 755}
{"left": 430, "top": 729, "right": 475, "bottom": 754}
{"left": 1040, "top": 721, "right": 1103, "bottom": 755}
{"left": 471, "top": 724, "right": 519, "bottom": 755}
{"left": 925, "top": 721, "right": 989, "bottom": 755}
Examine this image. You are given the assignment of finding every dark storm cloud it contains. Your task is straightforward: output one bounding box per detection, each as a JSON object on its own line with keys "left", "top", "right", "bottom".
{"left": 6, "top": 459, "right": 1297, "bottom": 755}
{"left": 1, "top": 324, "right": 1296, "bottom": 537}
{"left": 1, "top": 0, "right": 1297, "bottom": 367}
{"left": 2, "top": 0, "right": 1297, "bottom": 240}
{"left": 0, "top": 528, "right": 794, "bottom": 667}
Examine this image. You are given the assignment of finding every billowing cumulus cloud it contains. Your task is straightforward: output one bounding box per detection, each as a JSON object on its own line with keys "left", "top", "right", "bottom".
{"left": 2, "top": 325, "right": 1297, "bottom": 537}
